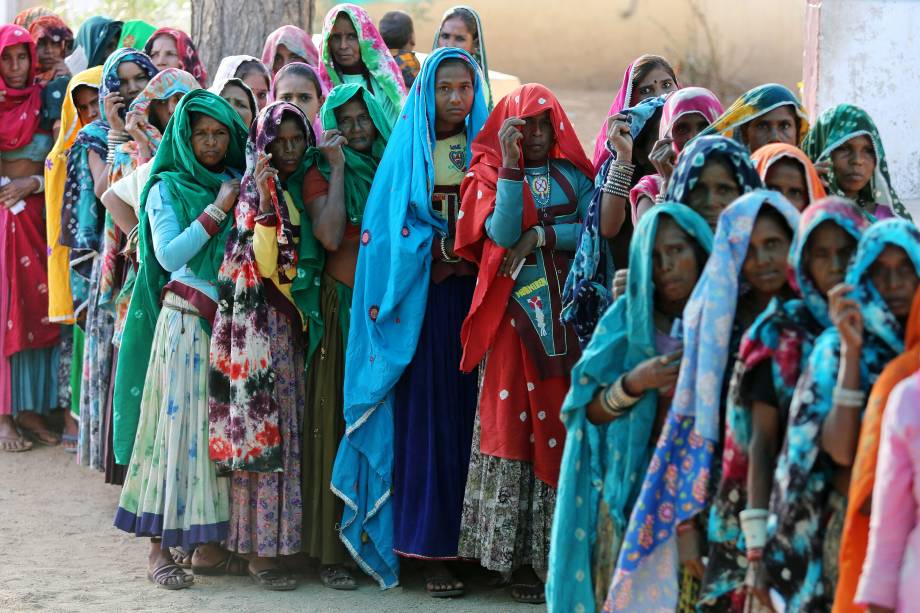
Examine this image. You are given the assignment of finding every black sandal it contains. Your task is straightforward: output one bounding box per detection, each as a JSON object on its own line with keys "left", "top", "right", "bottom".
{"left": 510, "top": 581, "right": 546, "bottom": 604}
{"left": 191, "top": 551, "right": 247, "bottom": 576}
{"left": 249, "top": 566, "right": 298, "bottom": 591}
{"left": 320, "top": 565, "right": 357, "bottom": 591}
{"left": 148, "top": 562, "right": 194, "bottom": 590}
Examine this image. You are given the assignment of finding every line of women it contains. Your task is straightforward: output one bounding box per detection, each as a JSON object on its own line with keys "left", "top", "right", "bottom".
{"left": 5, "top": 4, "right": 919, "bottom": 611}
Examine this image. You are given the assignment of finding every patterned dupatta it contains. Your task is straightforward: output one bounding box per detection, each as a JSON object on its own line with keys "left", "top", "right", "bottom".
{"left": 262, "top": 25, "right": 320, "bottom": 71}
{"left": 700, "top": 198, "right": 868, "bottom": 606}
{"left": 658, "top": 87, "right": 723, "bottom": 144}
{"left": 604, "top": 190, "right": 799, "bottom": 612}
{"left": 144, "top": 28, "right": 208, "bottom": 86}
{"left": 664, "top": 135, "right": 763, "bottom": 213}
{"left": 547, "top": 203, "right": 713, "bottom": 613}
{"left": 26, "top": 14, "right": 74, "bottom": 84}
{"left": 696, "top": 83, "right": 809, "bottom": 148}
{"left": 766, "top": 219, "right": 920, "bottom": 611}
{"left": 751, "top": 142, "right": 827, "bottom": 206}
{"left": 209, "top": 102, "right": 314, "bottom": 473}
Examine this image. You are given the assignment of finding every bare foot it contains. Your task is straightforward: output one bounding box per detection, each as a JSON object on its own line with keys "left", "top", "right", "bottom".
{"left": 424, "top": 561, "right": 464, "bottom": 598}
{"left": 0, "top": 414, "right": 31, "bottom": 452}
{"left": 16, "top": 411, "right": 59, "bottom": 446}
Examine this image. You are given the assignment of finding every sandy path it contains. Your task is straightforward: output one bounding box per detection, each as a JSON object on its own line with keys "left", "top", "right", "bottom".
{"left": 0, "top": 444, "right": 541, "bottom": 613}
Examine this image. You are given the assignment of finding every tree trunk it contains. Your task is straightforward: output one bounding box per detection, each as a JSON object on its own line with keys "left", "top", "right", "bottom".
{"left": 191, "top": 0, "right": 315, "bottom": 80}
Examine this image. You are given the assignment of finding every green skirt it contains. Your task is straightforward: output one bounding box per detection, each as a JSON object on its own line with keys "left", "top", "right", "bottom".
{"left": 302, "top": 272, "right": 351, "bottom": 565}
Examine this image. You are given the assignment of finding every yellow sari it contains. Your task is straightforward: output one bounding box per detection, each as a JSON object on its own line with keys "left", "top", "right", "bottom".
{"left": 44, "top": 66, "right": 102, "bottom": 323}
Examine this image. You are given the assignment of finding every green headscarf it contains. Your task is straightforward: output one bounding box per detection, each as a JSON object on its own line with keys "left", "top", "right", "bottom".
{"left": 802, "top": 103, "right": 910, "bottom": 220}
{"left": 75, "top": 16, "right": 123, "bottom": 68}
{"left": 112, "top": 89, "right": 248, "bottom": 465}
{"left": 117, "top": 20, "right": 157, "bottom": 51}
{"left": 294, "top": 83, "right": 391, "bottom": 364}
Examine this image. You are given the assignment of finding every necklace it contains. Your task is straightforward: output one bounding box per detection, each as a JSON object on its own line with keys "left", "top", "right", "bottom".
{"left": 527, "top": 165, "right": 551, "bottom": 208}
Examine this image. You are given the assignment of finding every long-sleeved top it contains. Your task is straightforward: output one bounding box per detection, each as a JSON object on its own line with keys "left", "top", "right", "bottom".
{"left": 147, "top": 178, "right": 233, "bottom": 301}
{"left": 856, "top": 374, "right": 920, "bottom": 612}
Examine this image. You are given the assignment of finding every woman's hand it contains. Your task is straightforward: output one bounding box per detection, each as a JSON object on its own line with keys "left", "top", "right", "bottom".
{"left": 124, "top": 109, "right": 149, "bottom": 144}
{"left": 814, "top": 159, "right": 832, "bottom": 190}
{"left": 215, "top": 178, "right": 241, "bottom": 213}
{"left": 254, "top": 153, "right": 278, "bottom": 211}
{"left": 611, "top": 268, "right": 628, "bottom": 301}
{"left": 677, "top": 522, "right": 705, "bottom": 579}
{"left": 828, "top": 283, "right": 863, "bottom": 357}
{"left": 103, "top": 91, "right": 126, "bottom": 132}
{"left": 605, "top": 113, "right": 633, "bottom": 162}
{"left": 0, "top": 177, "right": 39, "bottom": 207}
{"left": 745, "top": 560, "right": 777, "bottom": 613}
{"left": 319, "top": 129, "right": 347, "bottom": 169}
{"left": 499, "top": 116, "right": 526, "bottom": 169}
{"left": 623, "top": 350, "right": 683, "bottom": 396}
{"left": 649, "top": 137, "right": 676, "bottom": 183}
{"left": 499, "top": 228, "right": 539, "bottom": 277}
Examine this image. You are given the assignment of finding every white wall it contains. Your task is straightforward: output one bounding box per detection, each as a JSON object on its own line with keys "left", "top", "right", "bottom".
{"left": 804, "top": 0, "right": 920, "bottom": 216}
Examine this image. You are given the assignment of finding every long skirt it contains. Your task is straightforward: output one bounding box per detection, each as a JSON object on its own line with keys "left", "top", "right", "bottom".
{"left": 114, "top": 293, "right": 229, "bottom": 548}
{"left": 77, "top": 257, "right": 114, "bottom": 471}
{"left": 458, "top": 410, "right": 556, "bottom": 574}
{"left": 302, "top": 272, "right": 351, "bottom": 565}
{"left": 392, "top": 275, "right": 478, "bottom": 559}
{"left": 227, "top": 307, "right": 303, "bottom": 558}
{"left": 10, "top": 347, "right": 58, "bottom": 416}
{"left": 70, "top": 326, "right": 83, "bottom": 417}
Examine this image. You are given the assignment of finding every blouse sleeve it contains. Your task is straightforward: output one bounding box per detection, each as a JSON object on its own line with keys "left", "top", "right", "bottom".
{"left": 147, "top": 183, "right": 214, "bottom": 273}
{"left": 253, "top": 214, "right": 279, "bottom": 279}
{"left": 549, "top": 165, "right": 595, "bottom": 251}
{"left": 486, "top": 167, "right": 525, "bottom": 248}
{"left": 855, "top": 377, "right": 919, "bottom": 609}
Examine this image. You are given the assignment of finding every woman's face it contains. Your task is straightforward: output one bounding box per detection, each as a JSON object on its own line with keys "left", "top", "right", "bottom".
{"left": 117, "top": 61, "right": 150, "bottom": 107}
{"left": 437, "top": 17, "right": 475, "bottom": 53}
{"left": 869, "top": 245, "right": 920, "bottom": 320}
{"left": 72, "top": 85, "right": 100, "bottom": 125}
{"left": 742, "top": 211, "right": 792, "bottom": 298}
{"left": 335, "top": 97, "right": 378, "bottom": 154}
{"left": 242, "top": 72, "right": 269, "bottom": 110}
{"left": 329, "top": 14, "right": 361, "bottom": 69}
{"left": 652, "top": 217, "right": 702, "bottom": 305}
{"left": 275, "top": 73, "right": 323, "bottom": 122}
{"left": 804, "top": 221, "right": 857, "bottom": 297}
{"left": 831, "top": 134, "right": 876, "bottom": 200}
{"left": 36, "top": 37, "right": 66, "bottom": 71}
{"left": 765, "top": 158, "right": 809, "bottom": 211}
{"left": 670, "top": 111, "right": 709, "bottom": 152}
{"left": 741, "top": 105, "right": 798, "bottom": 152}
{"left": 520, "top": 110, "right": 555, "bottom": 166}
{"left": 267, "top": 116, "right": 308, "bottom": 179}
{"left": 190, "top": 114, "right": 231, "bottom": 171}
{"left": 271, "top": 43, "right": 307, "bottom": 74}
{"left": 149, "top": 92, "right": 184, "bottom": 133}
{"left": 634, "top": 66, "right": 676, "bottom": 101}
{"left": 221, "top": 83, "right": 253, "bottom": 126}
{"left": 433, "top": 61, "right": 474, "bottom": 130}
{"left": 687, "top": 159, "right": 741, "bottom": 229}
{"left": 0, "top": 43, "right": 31, "bottom": 88}
{"left": 148, "top": 34, "right": 181, "bottom": 71}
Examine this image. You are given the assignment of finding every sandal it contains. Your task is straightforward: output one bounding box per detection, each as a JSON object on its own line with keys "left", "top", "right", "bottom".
{"left": 424, "top": 565, "right": 465, "bottom": 599}
{"left": 171, "top": 547, "right": 193, "bottom": 569}
{"left": 510, "top": 581, "right": 546, "bottom": 605}
{"left": 191, "top": 551, "right": 247, "bottom": 576}
{"left": 61, "top": 433, "right": 77, "bottom": 454}
{"left": 320, "top": 565, "right": 357, "bottom": 591}
{"left": 148, "top": 562, "right": 194, "bottom": 590}
{"left": 0, "top": 434, "right": 32, "bottom": 452}
{"left": 20, "top": 427, "right": 59, "bottom": 446}
{"left": 249, "top": 566, "right": 298, "bottom": 591}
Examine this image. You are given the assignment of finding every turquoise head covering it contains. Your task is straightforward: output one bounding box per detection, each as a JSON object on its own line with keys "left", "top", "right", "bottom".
{"left": 548, "top": 203, "right": 713, "bottom": 613}
{"left": 75, "top": 16, "right": 123, "bottom": 68}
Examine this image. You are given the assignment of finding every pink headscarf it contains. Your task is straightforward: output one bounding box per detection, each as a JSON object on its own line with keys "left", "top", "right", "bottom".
{"left": 591, "top": 56, "right": 681, "bottom": 172}
{"left": 658, "top": 86, "right": 723, "bottom": 147}
{"left": 629, "top": 174, "right": 663, "bottom": 225}
{"left": 0, "top": 25, "right": 43, "bottom": 151}
{"left": 261, "top": 25, "right": 319, "bottom": 72}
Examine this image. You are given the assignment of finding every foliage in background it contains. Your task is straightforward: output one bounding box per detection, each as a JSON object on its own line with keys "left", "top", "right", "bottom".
{"left": 50, "top": 0, "right": 191, "bottom": 32}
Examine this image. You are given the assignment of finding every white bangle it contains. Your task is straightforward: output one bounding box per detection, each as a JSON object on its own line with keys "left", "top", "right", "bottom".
{"left": 533, "top": 225, "right": 545, "bottom": 248}
{"left": 832, "top": 386, "right": 865, "bottom": 408}
{"left": 739, "top": 508, "right": 769, "bottom": 550}
{"left": 205, "top": 203, "right": 227, "bottom": 224}
{"left": 30, "top": 174, "right": 44, "bottom": 193}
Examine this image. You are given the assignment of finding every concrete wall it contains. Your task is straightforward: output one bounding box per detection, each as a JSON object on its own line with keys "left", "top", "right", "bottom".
{"left": 803, "top": 0, "right": 920, "bottom": 214}
{"left": 316, "top": 0, "right": 806, "bottom": 101}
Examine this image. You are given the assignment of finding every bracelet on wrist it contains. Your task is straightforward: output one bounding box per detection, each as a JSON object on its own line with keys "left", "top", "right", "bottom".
{"left": 832, "top": 386, "right": 865, "bottom": 408}
{"left": 439, "top": 235, "right": 461, "bottom": 263}
{"left": 533, "top": 225, "right": 546, "bottom": 248}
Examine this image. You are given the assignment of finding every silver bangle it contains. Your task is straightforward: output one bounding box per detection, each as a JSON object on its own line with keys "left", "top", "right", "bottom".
{"left": 205, "top": 203, "right": 227, "bottom": 224}
{"left": 30, "top": 174, "right": 44, "bottom": 193}
{"left": 832, "top": 386, "right": 865, "bottom": 408}
{"left": 533, "top": 225, "right": 546, "bottom": 248}
{"left": 601, "top": 375, "right": 641, "bottom": 417}
{"left": 440, "top": 235, "right": 460, "bottom": 263}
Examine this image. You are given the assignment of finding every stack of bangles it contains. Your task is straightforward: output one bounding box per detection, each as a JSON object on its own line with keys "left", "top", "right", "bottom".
{"left": 599, "top": 374, "right": 640, "bottom": 418}
{"left": 203, "top": 203, "right": 227, "bottom": 225}
{"left": 740, "top": 508, "right": 769, "bottom": 561}
{"left": 832, "top": 386, "right": 865, "bottom": 408}
{"left": 602, "top": 160, "right": 635, "bottom": 199}
{"left": 106, "top": 129, "right": 129, "bottom": 165}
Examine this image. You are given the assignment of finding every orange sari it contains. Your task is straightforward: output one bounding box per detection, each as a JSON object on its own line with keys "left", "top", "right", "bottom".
{"left": 834, "top": 287, "right": 920, "bottom": 612}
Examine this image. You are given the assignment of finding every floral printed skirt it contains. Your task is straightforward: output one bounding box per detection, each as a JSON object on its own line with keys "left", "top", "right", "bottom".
{"left": 458, "top": 410, "right": 556, "bottom": 575}
{"left": 113, "top": 293, "right": 229, "bottom": 548}
{"left": 226, "top": 306, "right": 304, "bottom": 558}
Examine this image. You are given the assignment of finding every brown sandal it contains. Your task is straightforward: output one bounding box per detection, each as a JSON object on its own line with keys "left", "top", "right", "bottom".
{"left": 0, "top": 434, "right": 32, "bottom": 452}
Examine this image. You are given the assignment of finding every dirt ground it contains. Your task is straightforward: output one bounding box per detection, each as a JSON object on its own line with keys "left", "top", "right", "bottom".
{"left": 0, "top": 441, "right": 544, "bottom": 613}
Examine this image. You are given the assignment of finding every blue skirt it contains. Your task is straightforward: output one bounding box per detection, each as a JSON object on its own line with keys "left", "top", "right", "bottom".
{"left": 392, "top": 275, "right": 478, "bottom": 558}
